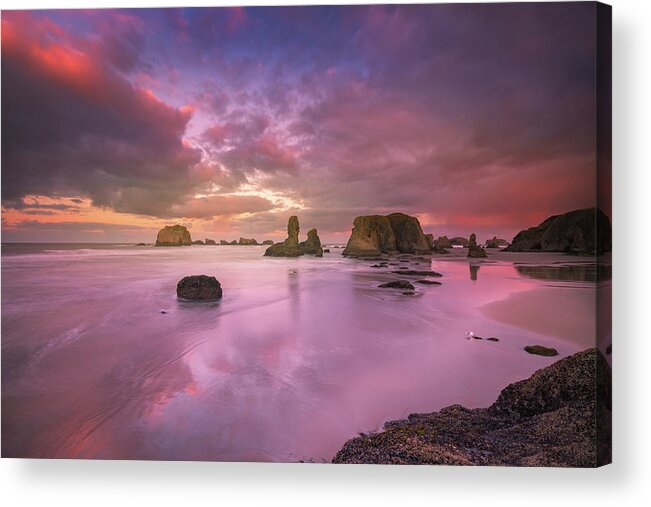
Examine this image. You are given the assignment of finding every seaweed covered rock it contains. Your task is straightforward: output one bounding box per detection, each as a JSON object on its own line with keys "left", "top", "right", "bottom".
{"left": 505, "top": 208, "right": 611, "bottom": 255}
{"left": 155, "top": 225, "right": 192, "bottom": 246}
{"left": 333, "top": 349, "right": 611, "bottom": 466}
{"left": 176, "top": 275, "right": 222, "bottom": 300}
{"left": 342, "top": 213, "right": 430, "bottom": 257}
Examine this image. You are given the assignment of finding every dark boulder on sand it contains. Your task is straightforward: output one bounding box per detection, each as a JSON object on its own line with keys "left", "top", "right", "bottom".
{"left": 342, "top": 213, "right": 431, "bottom": 257}
{"left": 155, "top": 225, "right": 192, "bottom": 246}
{"left": 505, "top": 208, "right": 611, "bottom": 255}
{"left": 333, "top": 348, "right": 611, "bottom": 466}
{"left": 378, "top": 280, "right": 415, "bottom": 290}
{"left": 390, "top": 270, "right": 442, "bottom": 277}
{"left": 176, "top": 275, "right": 222, "bottom": 300}
{"left": 524, "top": 345, "right": 559, "bottom": 357}
{"left": 468, "top": 233, "right": 487, "bottom": 258}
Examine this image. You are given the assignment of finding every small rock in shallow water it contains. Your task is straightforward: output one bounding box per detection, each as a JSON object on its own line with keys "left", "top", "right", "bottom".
{"left": 473, "top": 335, "right": 483, "bottom": 340}
{"left": 524, "top": 345, "right": 558, "bottom": 356}
{"left": 415, "top": 279, "right": 441, "bottom": 285}
{"left": 176, "top": 275, "right": 222, "bottom": 300}
{"left": 378, "top": 280, "right": 415, "bottom": 290}
{"left": 391, "top": 270, "right": 443, "bottom": 277}
{"left": 487, "top": 337, "right": 499, "bottom": 342}
{"left": 160, "top": 310, "right": 167, "bottom": 314}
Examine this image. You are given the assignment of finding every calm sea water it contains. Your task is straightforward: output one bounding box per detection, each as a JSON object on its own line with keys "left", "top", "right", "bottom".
{"left": 1, "top": 243, "right": 610, "bottom": 461}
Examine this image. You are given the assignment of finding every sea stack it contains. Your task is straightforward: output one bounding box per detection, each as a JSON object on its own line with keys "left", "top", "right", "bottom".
{"left": 485, "top": 236, "right": 508, "bottom": 248}
{"left": 265, "top": 216, "right": 302, "bottom": 256}
{"left": 238, "top": 237, "right": 259, "bottom": 245}
{"left": 299, "top": 228, "right": 324, "bottom": 257}
{"left": 467, "top": 233, "right": 487, "bottom": 258}
{"left": 342, "top": 213, "right": 431, "bottom": 257}
{"left": 155, "top": 225, "right": 192, "bottom": 246}
{"left": 505, "top": 208, "right": 611, "bottom": 255}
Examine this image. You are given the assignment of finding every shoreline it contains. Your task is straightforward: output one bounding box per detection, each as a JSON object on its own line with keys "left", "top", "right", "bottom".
{"left": 332, "top": 348, "right": 611, "bottom": 466}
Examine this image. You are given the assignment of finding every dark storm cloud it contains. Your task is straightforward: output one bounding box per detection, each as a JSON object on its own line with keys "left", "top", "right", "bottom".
{"left": 1, "top": 12, "right": 203, "bottom": 217}
{"left": 2, "top": 3, "right": 604, "bottom": 241}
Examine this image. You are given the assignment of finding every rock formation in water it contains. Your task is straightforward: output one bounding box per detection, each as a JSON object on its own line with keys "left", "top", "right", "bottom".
{"left": 299, "top": 228, "right": 324, "bottom": 257}
{"left": 193, "top": 240, "right": 205, "bottom": 245}
{"left": 229, "top": 240, "right": 238, "bottom": 245}
{"left": 219, "top": 240, "right": 229, "bottom": 245}
{"left": 467, "top": 233, "right": 487, "bottom": 258}
{"left": 333, "top": 348, "right": 611, "bottom": 466}
{"left": 342, "top": 213, "right": 431, "bottom": 257}
{"left": 504, "top": 208, "right": 611, "bottom": 255}
{"left": 238, "top": 237, "right": 259, "bottom": 245}
{"left": 485, "top": 236, "right": 508, "bottom": 248}
{"left": 264, "top": 216, "right": 302, "bottom": 257}
{"left": 155, "top": 225, "right": 192, "bottom": 246}
{"left": 435, "top": 236, "right": 453, "bottom": 249}
{"left": 262, "top": 240, "right": 274, "bottom": 245}
{"left": 176, "top": 275, "right": 222, "bottom": 300}
{"left": 450, "top": 236, "right": 469, "bottom": 247}
{"left": 263, "top": 216, "right": 323, "bottom": 257}
{"left": 205, "top": 238, "right": 217, "bottom": 245}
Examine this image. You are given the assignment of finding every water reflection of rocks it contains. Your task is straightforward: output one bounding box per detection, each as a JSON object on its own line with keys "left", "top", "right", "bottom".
{"left": 514, "top": 263, "right": 612, "bottom": 282}
{"left": 469, "top": 264, "right": 480, "bottom": 281}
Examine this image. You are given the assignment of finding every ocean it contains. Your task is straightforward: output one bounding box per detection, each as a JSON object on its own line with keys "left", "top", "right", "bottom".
{"left": 1, "top": 243, "right": 610, "bottom": 461}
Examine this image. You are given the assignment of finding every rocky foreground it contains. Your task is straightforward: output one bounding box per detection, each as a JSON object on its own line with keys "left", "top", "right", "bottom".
{"left": 333, "top": 348, "right": 611, "bottom": 467}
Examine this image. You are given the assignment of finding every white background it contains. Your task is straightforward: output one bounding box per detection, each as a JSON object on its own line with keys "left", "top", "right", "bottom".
{"left": 1, "top": 0, "right": 649, "bottom": 505}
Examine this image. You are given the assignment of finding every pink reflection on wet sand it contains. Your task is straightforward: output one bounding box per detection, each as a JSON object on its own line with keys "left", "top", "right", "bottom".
{"left": 1, "top": 245, "right": 608, "bottom": 461}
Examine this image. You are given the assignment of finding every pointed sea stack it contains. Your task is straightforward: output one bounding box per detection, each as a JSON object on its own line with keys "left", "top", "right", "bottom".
{"left": 468, "top": 233, "right": 487, "bottom": 258}
{"left": 264, "top": 217, "right": 324, "bottom": 257}
{"left": 264, "top": 216, "right": 303, "bottom": 257}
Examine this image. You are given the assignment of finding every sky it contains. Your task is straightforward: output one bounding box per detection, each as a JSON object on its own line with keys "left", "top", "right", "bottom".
{"left": 1, "top": 3, "right": 608, "bottom": 243}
